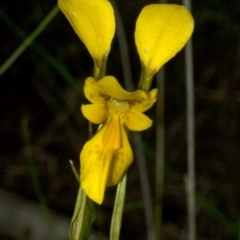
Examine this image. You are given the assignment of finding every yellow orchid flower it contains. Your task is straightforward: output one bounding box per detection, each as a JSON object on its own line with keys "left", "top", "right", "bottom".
{"left": 58, "top": 0, "right": 115, "bottom": 76}
{"left": 58, "top": 1, "right": 194, "bottom": 205}
{"left": 80, "top": 76, "right": 158, "bottom": 204}
{"left": 135, "top": 4, "right": 194, "bottom": 84}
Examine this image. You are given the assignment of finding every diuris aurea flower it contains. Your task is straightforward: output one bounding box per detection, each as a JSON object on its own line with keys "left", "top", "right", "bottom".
{"left": 80, "top": 76, "right": 157, "bottom": 204}
{"left": 58, "top": 0, "right": 194, "bottom": 204}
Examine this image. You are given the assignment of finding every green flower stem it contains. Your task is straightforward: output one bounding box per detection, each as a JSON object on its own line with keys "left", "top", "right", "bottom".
{"left": 0, "top": 5, "right": 59, "bottom": 76}
{"left": 69, "top": 186, "right": 96, "bottom": 240}
{"left": 93, "top": 54, "right": 108, "bottom": 80}
{"left": 110, "top": 174, "right": 127, "bottom": 240}
{"left": 137, "top": 66, "right": 154, "bottom": 92}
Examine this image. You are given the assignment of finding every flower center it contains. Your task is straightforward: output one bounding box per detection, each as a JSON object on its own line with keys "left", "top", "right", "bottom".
{"left": 108, "top": 98, "right": 129, "bottom": 115}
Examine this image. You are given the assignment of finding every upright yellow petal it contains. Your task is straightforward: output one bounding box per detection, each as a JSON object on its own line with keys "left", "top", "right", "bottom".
{"left": 58, "top": 0, "right": 115, "bottom": 64}
{"left": 135, "top": 4, "right": 194, "bottom": 76}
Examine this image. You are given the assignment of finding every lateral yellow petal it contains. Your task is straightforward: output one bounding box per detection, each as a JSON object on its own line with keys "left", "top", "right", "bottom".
{"left": 58, "top": 0, "right": 115, "bottom": 63}
{"left": 107, "top": 124, "right": 133, "bottom": 186}
{"left": 125, "top": 109, "right": 152, "bottom": 131}
{"left": 135, "top": 4, "right": 194, "bottom": 75}
{"left": 81, "top": 103, "right": 108, "bottom": 124}
{"left": 80, "top": 124, "right": 113, "bottom": 204}
{"left": 130, "top": 88, "right": 158, "bottom": 112}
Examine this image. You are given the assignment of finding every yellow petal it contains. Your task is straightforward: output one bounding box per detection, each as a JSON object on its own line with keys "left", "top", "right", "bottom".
{"left": 84, "top": 76, "right": 158, "bottom": 112}
{"left": 80, "top": 124, "right": 113, "bottom": 204}
{"left": 58, "top": 0, "right": 115, "bottom": 63}
{"left": 81, "top": 103, "right": 108, "bottom": 124}
{"left": 135, "top": 4, "right": 194, "bottom": 75}
{"left": 102, "top": 115, "right": 121, "bottom": 150}
{"left": 124, "top": 109, "right": 152, "bottom": 131}
{"left": 85, "top": 76, "right": 135, "bottom": 100}
{"left": 130, "top": 88, "right": 158, "bottom": 112}
{"left": 84, "top": 77, "right": 109, "bottom": 104}
{"left": 107, "top": 124, "right": 133, "bottom": 186}
{"left": 147, "top": 88, "right": 158, "bottom": 101}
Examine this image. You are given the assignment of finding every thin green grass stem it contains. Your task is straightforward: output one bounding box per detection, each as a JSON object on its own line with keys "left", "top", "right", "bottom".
{"left": 69, "top": 160, "right": 80, "bottom": 183}
{"left": 110, "top": 174, "right": 127, "bottom": 240}
{"left": 0, "top": 9, "right": 79, "bottom": 88}
{"left": 0, "top": 5, "right": 59, "bottom": 76}
{"left": 21, "top": 118, "right": 60, "bottom": 240}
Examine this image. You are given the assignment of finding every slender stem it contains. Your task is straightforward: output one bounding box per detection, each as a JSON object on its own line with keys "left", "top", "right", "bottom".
{"left": 133, "top": 133, "right": 156, "bottom": 240}
{"left": 154, "top": 69, "right": 165, "bottom": 239}
{"left": 93, "top": 54, "right": 108, "bottom": 80}
{"left": 110, "top": 175, "right": 127, "bottom": 240}
{"left": 0, "top": 9, "right": 78, "bottom": 86}
{"left": 138, "top": 66, "right": 153, "bottom": 92}
{"left": 183, "top": 0, "right": 196, "bottom": 239}
{"left": 154, "top": 1, "right": 167, "bottom": 238}
{"left": 69, "top": 160, "right": 80, "bottom": 182}
{"left": 0, "top": 5, "right": 59, "bottom": 76}
{"left": 110, "top": 0, "right": 134, "bottom": 91}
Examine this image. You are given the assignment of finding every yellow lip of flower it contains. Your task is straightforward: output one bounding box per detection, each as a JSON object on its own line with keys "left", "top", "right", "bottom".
{"left": 58, "top": 0, "right": 115, "bottom": 66}
{"left": 135, "top": 4, "right": 194, "bottom": 77}
{"left": 80, "top": 76, "right": 158, "bottom": 204}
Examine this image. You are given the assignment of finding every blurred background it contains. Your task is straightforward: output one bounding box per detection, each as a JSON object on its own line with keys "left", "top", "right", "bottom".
{"left": 1, "top": 0, "right": 240, "bottom": 239}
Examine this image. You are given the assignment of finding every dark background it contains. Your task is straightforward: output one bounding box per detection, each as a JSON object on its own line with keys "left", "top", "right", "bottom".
{"left": 1, "top": 0, "right": 240, "bottom": 239}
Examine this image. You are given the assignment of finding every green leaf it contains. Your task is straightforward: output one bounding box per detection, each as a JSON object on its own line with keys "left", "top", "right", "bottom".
{"left": 69, "top": 186, "right": 96, "bottom": 240}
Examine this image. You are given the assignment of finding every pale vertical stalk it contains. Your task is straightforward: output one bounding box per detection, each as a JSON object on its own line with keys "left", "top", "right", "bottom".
{"left": 111, "top": 1, "right": 155, "bottom": 239}
{"left": 155, "top": 2, "right": 166, "bottom": 239}
{"left": 110, "top": 0, "right": 133, "bottom": 91}
{"left": 0, "top": 5, "right": 59, "bottom": 76}
{"left": 133, "top": 133, "right": 156, "bottom": 240}
{"left": 183, "top": 0, "right": 196, "bottom": 239}
{"left": 155, "top": 69, "right": 165, "bottom": 239}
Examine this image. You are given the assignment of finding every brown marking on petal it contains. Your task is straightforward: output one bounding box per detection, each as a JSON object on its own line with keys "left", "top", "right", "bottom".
{"left": 129, "top": 99, "right": 142, "bottom": 106}
{"left": 99, "top": 93, "right": 110, "bottom": 101}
